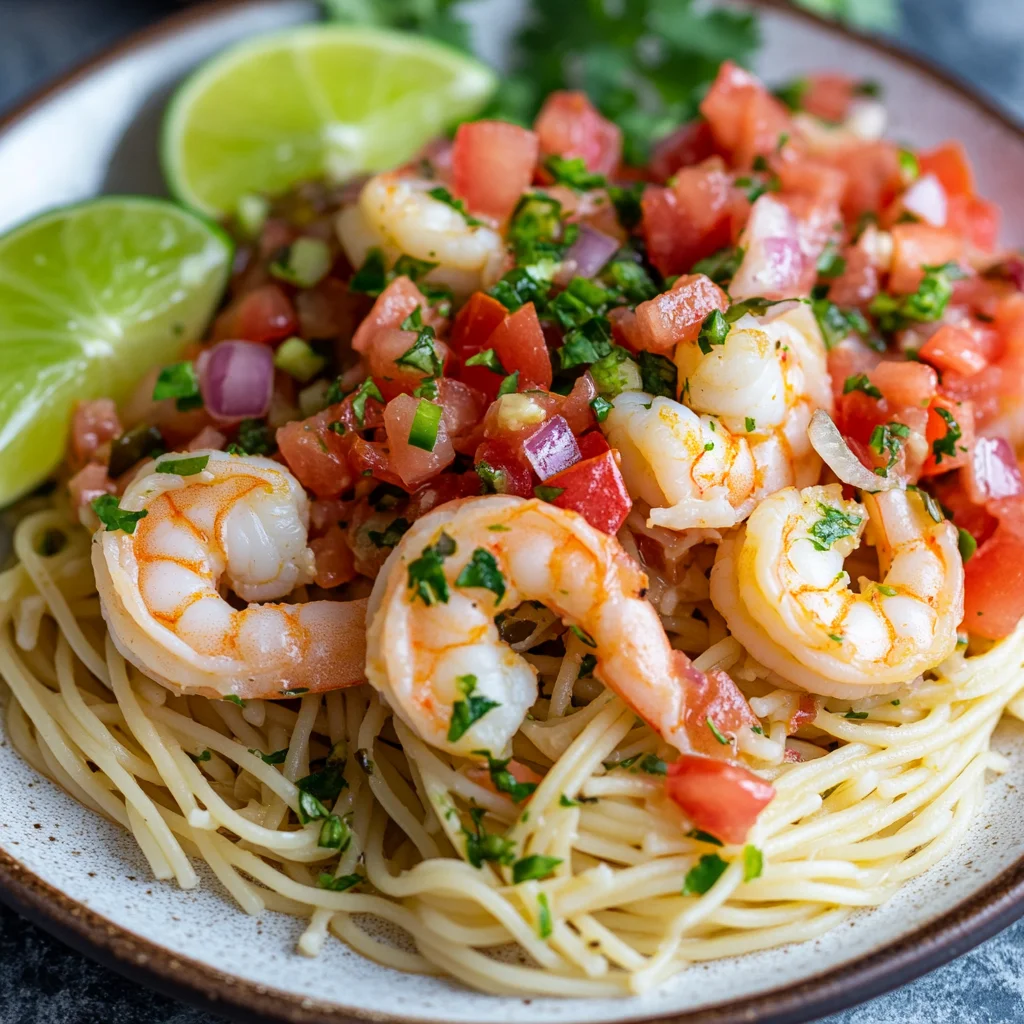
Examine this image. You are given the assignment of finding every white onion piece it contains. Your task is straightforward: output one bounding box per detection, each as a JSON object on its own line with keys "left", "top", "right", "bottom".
{"left": 901, "top": 173, "right": 947, "bottom": 227}
{"left": 846, "top": 98, "right": 887, "bottom": 141}
{"left": 808, "top": 409, "right": 899, "bottom": 492}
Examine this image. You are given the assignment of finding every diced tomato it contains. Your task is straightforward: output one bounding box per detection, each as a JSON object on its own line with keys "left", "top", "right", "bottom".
{"left": 964, "top": 497, "right": 1024, "bottom": 639}
{"left": 665, "top": 754, "right": 775, "bottom": 846}
{"left": 677, "top": 655, "right": 760, "bottom": 759}
{"left": 828, "top": 141, "right": 903, "bottom": 223}
{"left": 802, "top": 73, "right": 856, "bottom": 123}
{"left": 212, "top": 284, "right": 298, "bottom": 344}
{"left": 451, "top": 292, "right": 509, "bottom": 356}
{"left": 918, "top": 141, "right": 975, "bottom": 198}
{"left": 827, "top": 246, "right": 879, "bottom": 308}
{"left": 545, "top": 450, "right": 631, "bottom": 535}
{"left": 559, "top": 372, "right": 598, "bottom": 434}
{"left": 310, "top": 524, "right": 357, "bottom": 589}
{"left": 351, "top": 277, "right": 445, "bottom": 354}
{"left": 452, "top": 121, "right": 539, "bottom": 222}
{"left": 276, "top": 405, "right": 355, "bottom": 498}
{"left": 367, "top": 327, "right": 452, "bottom": 401}
{"left": 474, "top": 438, "right": 534, "bottom": 499}
{"left": 631, "top": 274, "right": 729, "bottom": 354}
{"left": 921, "top": 395, "right": 974, "bottom": 477}
{"left": 534, "top": 91, "right": 622, "bottom": 176}
{"left": 488, "top": 303, "right": 553, "bottom": 390}
{"left": 383, "top": 394, "right": 456, "bottom": 489}
{"left": 918, "top": 323, "right": 992, "bottom": 378}
{"left": 71, "top": 399, "right": 121, "bottom": 468}
{"left": 699, "top": 61, "right": 791, "bottom": 168}
{"left": 608, "top": 305, "right": 640, "bottom": 349}
{"left": 649, "top": 120, "right": 718, "bottom": 182}
{"left": 296, "top": 278, "right": 367, "bottom": 341}
{"left": 577, "top": 430, "right": 610, "bottom": 460}
{"left": 946, "top": 194, "right": 1000, "bottom": 252}
{"left": 347, "top": 436, "right": 405, "bottom": 490}
{"left": 69, "top": 463, "right": 115, "bottom": 512}
{"left": 869, "top": 360, "right": 938, "bottom": 410}
{"left": 933, "top": 474, "right": 997, "bottom": 548}
{"left": 436, "top": 378, "right": 488, "bottom": 444}
{"left": 777, "top": 156, "right": 848, "bottom": 209}
{"left": 642, "top": 159, "right": 744, "bottom": 276}
{"left": 404, "top": 471, "right": 481, "bottom": 520}
{"left": 889, "top": 224, "right": 964, "bottom": 294}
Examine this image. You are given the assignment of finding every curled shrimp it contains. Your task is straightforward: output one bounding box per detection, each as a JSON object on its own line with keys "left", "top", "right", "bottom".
{"left": 709, "top": 483, "right": 964, "bottom": 698}
{"left": 93, "top": 451, "right": 367, "bottom": 700}
{"left": 365, "top": 496, "right": 704, "bottom": 757}
{"left": 336, "top": 172, "right": 506, "bottom": 299}
{"left": 604, "top": 304, "right": 830, "bottom": 531}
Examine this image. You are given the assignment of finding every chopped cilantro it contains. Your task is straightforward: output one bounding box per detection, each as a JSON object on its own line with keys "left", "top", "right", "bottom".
{"left": 544, "top": 155, "right": 606, "bottom": 191}
{"left": 513, "top": 854, "right": 563, "bottom": 884}
{"left": 638, "top": 351, "right": 677, "bottom": 398}
{"left": 687, "top": 829, "right": 724, "bottom": 846}
{"left": 463, "top": 806, "right": 515, "bottom": 868}
{"left": 683, "top": 853, "right": 729, "bottom": 896}
{"left": 407, "top": 533, "right": 456, "bottom": 606}
{"left": 958, "top": 527, "right": 978, "bottom": 562}
{"left": 639, "top": 754, "right": 667, "bottom": 775}
{"left": 808, "top": 502, "right": 862, "bottom": 551}
{"left": 464, "top": 348, "right": 506, "bottom": 374}
{"left": 745, "top": 416, "right": 756, "bottom": 432}
{"left": 870, "top": 262, "right": 965, "bottom": 333}
{"left": 535, "top": 485, "right": 566, "bottom": 502}
{"left": 569, "top": 624, "right": 597, "bottom": 648}
{"left": 697, "top": 309, "right": 729, "bottom": 354}
{"left": 349, "top": 248, "right": 388, "bottom": 296}
{"left": 706, "top": 717, "right": 730, "bottom": 745}
{"left": 843, "top": 373, "right": 883, "bottom": 399}
{"left": 931, "top": 407, "right": 962, "bottom": 464}
{"left": 816, "top": 242, "right": 847, "bottom": 279}
{"left": 350, "top": 377, "right": 384, "bottom": 428}
{"left": 448, "top": 674, "right": 501, "bottom": 742}
{"left": 473, "top": 750, "right": 537, "bottom": 803}
{"left": 869, "top": 421, "right": 910, "bottom": 473}
{"left": 153, "top": 361, "right": 202, "bottom": 412}
{"left": 396, "top": 322, "right": 444, "bottom": 377}
{"left": 248, "top": 747, "right": 288, "bottom": 766}
{"left": 844, "top": 710, "right": 870, "bottom": 720}
{"left": 318, "top": 872, "right": 361, "bottom": 892}
{"left": 367, "top": 517, "right": 411, "bottom": 549}
{"left": 591, "top": 395, "right": 613, "bottom": 422}
{"left": 91, "top": 495, "right": 147, "bottom": 535}
{"left": 497, "top": 371, "right": 520, "bottom": 397}
{"left": 428, "top": 186, "right": 483, "bottom": 226}
{"left": 155, "top": 454, "right": 209, "bottom": 477}
{"left": 476, "top": 460, "right": 509, "bottom": 495}
{"left": 456, "top": 547, "right": 507, "bottom": 602}
{"left": 693, "top": 246, "right": 745, "bottom": 285}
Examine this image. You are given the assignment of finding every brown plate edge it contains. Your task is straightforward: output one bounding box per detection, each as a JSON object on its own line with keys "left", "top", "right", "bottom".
{"left": 2, "top": 1, "right": 1024, "bottom": 1023}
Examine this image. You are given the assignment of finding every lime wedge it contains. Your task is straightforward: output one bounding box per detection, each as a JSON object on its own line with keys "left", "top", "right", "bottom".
{"left": 162, "top": 25, "right": 498, "bottom": 219}
{"left": 0, "top": 197, "right": 232, "bottom": 505}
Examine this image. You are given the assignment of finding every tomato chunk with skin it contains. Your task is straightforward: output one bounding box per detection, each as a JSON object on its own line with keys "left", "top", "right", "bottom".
{"left": 310, "top": 524, "right": 357, "bottom": 589}
{"left": 631, "top": 274, "right": 729, "bottom": 354}
{"left": 649, "top": 120, "right": 718, "bottom": 182}
{"left": 677, "top": 655, "right": 760, "bottom": 759}
{"left": 801, "top": 73, "right": 856, "bottom": 123}
{"left": 384, "top": 394, "right": 455, "bottom": 489}
{"left": 276, "top": 405, "right": 355, "bottom": 499}
{"left": 213, "top": 284, "right": 298, "bottom": 344}
{"left": 535, "top": 90, "right": 622, "bottom": 176}
{"left": 921, "top": 396, "right": 974, "bottom": 477}
{"left": 351, "top": 277, "right": 444, "bottom": 354}
{"left": 964, "top": 498, "right": 1024, "bottom": 639}
{"left": 665, "top": 754, "right": 775, "bottom": 846}
{"left": 544, "top": 450, "right": 631, "bottom": 535}
{"left": 699, "top": 61, "right": 791, "bottom": 168}
{"left": 451, "top": 291, "right": 510, "bottom": 356}
{"left": 918, "top": 141, "right": 975, "bottom": 198}
{"left": 488, "top": 302, "right": 553, "bottom": 390}
{"left": 474, "top": 438, "right": 534, "bottom": 499}
{"left": 946, "top": 194, "right": 1000, "bottom": 252}
{"left": 452, "top": 121, "right": 539, "bottom": 222}
{"left": 888, "top": 224, "right": 964, "bottom": 295}
{"left": 918, "top": 323, "right": 991, "bottom": 378}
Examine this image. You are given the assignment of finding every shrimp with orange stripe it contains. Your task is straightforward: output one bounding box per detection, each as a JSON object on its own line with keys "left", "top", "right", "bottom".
{"left": 93, "top": 450, "right": 367, "bottom": 700}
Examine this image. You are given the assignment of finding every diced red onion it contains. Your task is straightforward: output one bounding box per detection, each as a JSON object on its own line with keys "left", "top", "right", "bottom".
{"left": 901, "top": 173, "right": 947, "bottom": 228}
{"left": 965, "top": 436, "right": 1024, "bottom": 504}
{"left": 198, "top": 340, "right": 274, "bottom": 423}
{"left": 731, "top": 196, "right": 807, "bottom": 301}
{"left": 523, "top": 415, "right": 581, "bottom": 480}
{"left": 808, "top": 409, "right": 899, "bottom": 492}
{"left": 562, "top": 225, "right": 620, "bottom": 280}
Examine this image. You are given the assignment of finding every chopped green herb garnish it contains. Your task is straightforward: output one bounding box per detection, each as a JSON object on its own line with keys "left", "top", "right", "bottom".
{"left": 463, "top": 806, "right": 515, "bottom": 868}
{"left": 638, "top": 351, "right": 677, "bottom": 398}
{"left": 844, "top": 710, "right": 870, "bottom": 720}
{"left": 155, "top": 454, "right": 210, "bottom": 477}
{"left": 318, "top": 814, "right": 351, "bottom": 851}
{"left": 745, "top": 417, "right": 756, "bottom": 432}
{"left": 931, "top": 406, "right": 962, "bottom": 464}
{"left": 407, "top": 533, "right": 456, "bottom": 606}
{"left": 349, "top": 248, "right": 387, "bottom": 295}
{"left": 367, "top": 517, "right": 411, "bottom": 549}
{"left": 223, "top": 694, "right": 246, "bottom": 707}
{"left": 687, "top": 830, "right": 724, "bottom": 846}
{"left": 497, "top": 371, "right": 520, "bottom": 397}
{"left": 464, "top": 348, "right": 506, "bottom": 374}
{"left": 188, "top": 749, "right": 212, "bottom": 763}
{"left": 513, "top": 854, "right": 563, "bottom": 884}
{"left": 397, "top": 323, "right": 444, "bottom": 378}
{"left": 476, "top": 460, "right": 509, "bottom": 495}
{"left": 153, "top": 361, "right": 202, "bottom": 412}
{"left": 248, "top": 748, "right": 288, "bottom": 766}
{"left": 706, "top": 717, "right": 730, "bottom": 745}
{"left": 875, "top": 584, "right": 898, "bottom": 597}
{"left": 869, "top": 421, "right": 910, "bottom": 473}
{"left": 473, "top": 750, "right": 537, "bottom": 803}
{"left": 683, "top": 853, "right": 729, "bottom": 896}
{"left": 809, "top": 502, "right": 862, "bottom": 551}
{"left": 449, "top": 674, "right": 501, "bottom": 743}
{"left": 816, "top": 242, "right": 847, "bottom": 279}
{"left": 958, "top": 527, "right": 978, "bottom": 562}
{"left": 590, "top": 395, "right": 613, "bottom": 422}
{"left": 743, "top": 845, "right": 764, "bottom": 882}
{"left": 843, "top": 373, "right": 883, "bottom": 399}
{"left": 534, "top": 485, "right": 566, "bottom": 503}
{"left": 544, "top": 155, "right": 606, "bottom": 191}
{"left": 570, "top": 624, "right": 597, "bottom": 648}
{"left": 693, "top": 246, "right": 745, "bottom": 285}
{"left": 318, "top": 872, "right": 361, "bottom": 892}
{"left": 537, "top": 892, "right": 553, "bottom": 939}
{"left": 350, "top": 377, "right": 384, "bottom": 428}
{"left": 91, "top": 495, "right": 148, "bottom": 535}
{"left": 429, "top": 186, "right": 483, "bottom": 226}
{"left": 639, "top": 754, "right": 667, "bottom": 775}
{"left": 697, "top": 309, "right": 729, "bottom": 355}
{"left": 456, "top": 547, "right": 507, "bottom": 602}
{"left": 870, "top": 261, "right": 965, "bottom": 333}
{"left": 908, "top": 484, "right": 944, "bottom": 523}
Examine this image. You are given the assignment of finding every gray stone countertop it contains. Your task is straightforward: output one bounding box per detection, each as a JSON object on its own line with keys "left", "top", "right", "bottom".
{"left": 2, "top": 0, "right": 1024, "bottom": 1021}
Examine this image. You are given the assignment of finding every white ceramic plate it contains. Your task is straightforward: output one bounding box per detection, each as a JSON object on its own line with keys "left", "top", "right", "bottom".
{"left": 2, "top": 3, "right": 1024, "bottom": 1023}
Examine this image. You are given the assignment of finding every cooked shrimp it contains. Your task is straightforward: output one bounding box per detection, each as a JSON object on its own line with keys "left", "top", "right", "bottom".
{"left": 709, "top": 483, "right": 964, "bottom": 698}
{"left": 364, "top": 495, "right": 701, "bottom": 757}
{"left": 603, "top": 303, "right": 830, "bottom": 531}
{"left": 93, "top": 451, "right": 367, "bottom": 700}
{"left": 336, "top": 172, "right": 506, "bottom": 299}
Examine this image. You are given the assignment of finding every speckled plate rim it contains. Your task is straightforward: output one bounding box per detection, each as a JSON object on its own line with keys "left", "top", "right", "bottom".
{"left": 1, "top": 2, "right": 1024, "bottom": 1023}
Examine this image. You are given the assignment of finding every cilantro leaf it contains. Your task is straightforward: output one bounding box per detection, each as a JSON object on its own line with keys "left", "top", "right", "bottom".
{"left": 683, "top": 853, "right": 729, "bottom": 896}
{"left": 473, "top": 750, "right": 537, "bottom": 803}
{"left": 456, "top": 547, "right": 507, "bottom": 602}
{"left": 91, "top": 495, "right": 147, "bottom": 535}
{"left": 809, "top": 502, "right": 863, "bottom": 551}
{"left": 931, "top": 406, "right": 962, "bottom": 464}
{"left": 462, "top": 806, "right": 515, "bottom": 868}
{"left": 448, "top": 674, "right": 500, "bottom": 742}
{"left": 513, "top": 854, "right": 563, "bottom": 884}
{"left": 407, "top": 533, "right": 456, "bottom": 606}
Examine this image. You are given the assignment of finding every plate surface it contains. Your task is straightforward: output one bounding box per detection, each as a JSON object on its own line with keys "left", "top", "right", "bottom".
{"left": 2, "top": 3, "right": 1024, "bottom": 1023}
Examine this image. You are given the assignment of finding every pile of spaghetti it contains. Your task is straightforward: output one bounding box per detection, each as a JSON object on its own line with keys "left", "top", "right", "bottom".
{"left": 6, "top": 63, "right": 1024, "bottom": 998}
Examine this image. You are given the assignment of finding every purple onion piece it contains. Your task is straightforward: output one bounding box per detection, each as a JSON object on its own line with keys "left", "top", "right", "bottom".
{"left": 563, "top": 225, "right": 620, "bottom": 280}
{"left": 199, "top": 340, "right": 274, "bottom": 423}
{"left": 523, "top": 415, "right": 582, "bottom": 481}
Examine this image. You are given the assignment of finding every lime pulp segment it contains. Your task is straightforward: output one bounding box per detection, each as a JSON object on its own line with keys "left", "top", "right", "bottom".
{"left": 162, "top": 25, "right": 499, "bottom": 218}
{"left": 0, "top": 197, "right": 233, "bottom": 506}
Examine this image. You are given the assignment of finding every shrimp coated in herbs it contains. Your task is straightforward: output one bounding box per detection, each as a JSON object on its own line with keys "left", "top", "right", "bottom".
{"left": 93, "top": 451, "right": 367, "bottom": 700}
